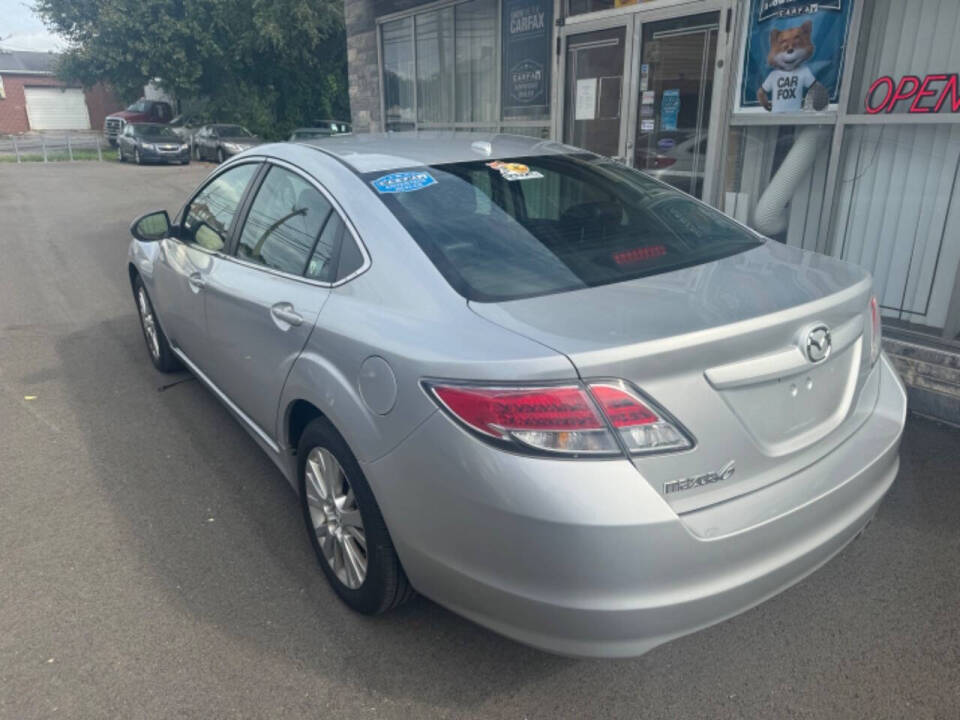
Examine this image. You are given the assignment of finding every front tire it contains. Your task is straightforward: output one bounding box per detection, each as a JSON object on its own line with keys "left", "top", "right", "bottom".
{"left": 298, "top": 418, "right": 413, "bottom": 614}
{"left": 134, "top": 148, "right": 143, "bottom": 165}
{"left": 117, "top": 146, "right": 124, "bottom": 162}
{"left": 133, "top": 276, "right": 180, "bottom": 373}
{"left": 217, "top": 147, "right": 225, "bottom": 164}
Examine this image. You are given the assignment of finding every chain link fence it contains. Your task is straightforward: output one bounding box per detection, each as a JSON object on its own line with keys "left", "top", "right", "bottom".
{"left": 0, "top": 132, "right": 113, "bottom": 163}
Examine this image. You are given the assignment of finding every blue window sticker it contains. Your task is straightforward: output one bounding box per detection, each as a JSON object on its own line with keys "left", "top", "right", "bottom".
{"left": 371, "top": 171, "right": 437, "bottom": 194}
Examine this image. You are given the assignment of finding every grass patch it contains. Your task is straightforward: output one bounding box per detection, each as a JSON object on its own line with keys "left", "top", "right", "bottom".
{"left": 0, "top": 149, "right": 117, "bottom": 163}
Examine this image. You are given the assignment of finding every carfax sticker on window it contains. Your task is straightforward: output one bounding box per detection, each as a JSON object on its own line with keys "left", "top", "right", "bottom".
{"left": 371, "top": 171, "right": 437, "bottom": 194}
{"left": 486, "top": 161, "right": 543, "bottom": 181}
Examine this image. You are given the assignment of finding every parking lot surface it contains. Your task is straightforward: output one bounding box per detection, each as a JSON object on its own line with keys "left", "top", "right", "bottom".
{"left": 1, "top": 162, "right": 958, "bottom": 719}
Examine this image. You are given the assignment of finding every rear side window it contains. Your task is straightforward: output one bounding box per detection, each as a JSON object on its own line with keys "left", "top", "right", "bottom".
{"left": 182, "top": 163, "right": 258, "bottom": 251}
{"left": 237, "top": 166, "right": 333, "bottom": 275}
{"left": 364, "top": 155, "right": 762, "bottom": 302}
{"left": 305, "top": 214, "right": 343, "bottom": 282}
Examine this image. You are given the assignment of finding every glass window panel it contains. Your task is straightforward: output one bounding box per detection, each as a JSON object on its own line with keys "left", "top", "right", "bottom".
{"left": 306, "top": 214, "right": 344, "bottom": 282}
{"left": 849, "top": 0, "right": 960, "bottom": 115}
{"left": 238, "top": 167, "right": 333, "bottom": 275}
{"left": 456, "top": 0, "right": 497, "bottom": 123}
{"left": 722, "top": 124, "right": 833, "bottom": 251}
{"left": 183, "top": 163, "right": 259, "bottom": 251}
{"left": 382, "top": 17, "right": 416, "bottom": 131}
{"left": 416, "top": 8, "right": 455, "bottom": 123}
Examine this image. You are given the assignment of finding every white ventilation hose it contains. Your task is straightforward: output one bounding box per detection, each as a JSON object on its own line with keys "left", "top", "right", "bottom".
{"left": 752, "top": 125, "right": 831, "bottom": 236}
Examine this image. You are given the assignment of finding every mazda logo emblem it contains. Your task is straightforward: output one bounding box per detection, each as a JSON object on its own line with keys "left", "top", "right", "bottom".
{"left": 804, "top": 325, "right": 832, "bottom": 363}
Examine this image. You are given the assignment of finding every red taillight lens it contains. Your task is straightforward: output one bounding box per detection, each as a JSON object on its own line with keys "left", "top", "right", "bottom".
{"left": 588, "top": 382, "right": 692, "bottom": 454}
{"left": 428, "top": 384, "right": 618, "bottom": 455}
{"left": 429, "top": 385, "right": 604, "bottom": 436}
{"left": 589, "top": 384, "right": 657, "bottom": 426}
{"left": 869, "top": 296, "right": 882, "bottom": 364}
{"left": 426, "top": 381, "right": 693, "bottom": 457}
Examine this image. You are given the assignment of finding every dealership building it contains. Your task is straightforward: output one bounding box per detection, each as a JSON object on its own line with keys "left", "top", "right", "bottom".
{"left": 344, "top": 0, "right": 960, "bottom": 424}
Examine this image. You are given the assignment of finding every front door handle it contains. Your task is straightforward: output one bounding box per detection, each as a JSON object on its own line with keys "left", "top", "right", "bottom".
{"left": 188, "top": 272, "right": 206, "bottom": 291}
{"left": 271, "top": 303, "right": 303, "bottom": 327}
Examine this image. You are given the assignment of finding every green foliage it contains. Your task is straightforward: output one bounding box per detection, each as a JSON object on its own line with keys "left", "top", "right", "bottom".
{"left": 35, "top": 0, "right": 349, "bottom": 140}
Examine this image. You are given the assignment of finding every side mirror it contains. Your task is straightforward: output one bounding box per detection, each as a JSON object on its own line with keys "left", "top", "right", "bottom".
{"left": 130, "top": 210, "right": 171, "bottom": 242}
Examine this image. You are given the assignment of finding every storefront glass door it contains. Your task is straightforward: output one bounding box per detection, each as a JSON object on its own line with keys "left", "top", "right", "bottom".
{"left": 560, "top": 5, "right": 727, "bottom": 202}
{"left": 632, "top": 12, "right": 720, "bottom": 199}
{"left": 562, "top": 23, "right": 631, "bottom": 159}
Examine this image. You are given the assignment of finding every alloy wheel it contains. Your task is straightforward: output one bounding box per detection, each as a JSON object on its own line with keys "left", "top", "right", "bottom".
{"left": 304, "top": 447, "right": 367, "bottom": 589}
{"left": 137, "top": 287, "right": 160, "bottom": 360}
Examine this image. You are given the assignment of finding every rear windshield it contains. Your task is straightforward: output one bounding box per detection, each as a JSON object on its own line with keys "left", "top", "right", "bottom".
{"left": 136, "top": 125, "right": 177, "bottom": 138}
{"left": 364, "top": 154, "right": 762, "bottom": 302}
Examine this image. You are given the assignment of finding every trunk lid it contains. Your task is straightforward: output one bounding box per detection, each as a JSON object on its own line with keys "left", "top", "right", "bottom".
{"left": 469, "top": 241, "right": 878, "bottom": 513}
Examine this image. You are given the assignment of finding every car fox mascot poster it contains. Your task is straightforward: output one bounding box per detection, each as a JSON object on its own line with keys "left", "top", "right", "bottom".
{"left": 739, "top": 0, "right": 853, "bottom": 113}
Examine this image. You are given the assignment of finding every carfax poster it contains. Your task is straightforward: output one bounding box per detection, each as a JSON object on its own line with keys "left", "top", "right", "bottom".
{"left": 738, "top": 0, "right": 853, "bottom": 113}
{"left": 501, "top": 0, "right": 553, "bottom": 115}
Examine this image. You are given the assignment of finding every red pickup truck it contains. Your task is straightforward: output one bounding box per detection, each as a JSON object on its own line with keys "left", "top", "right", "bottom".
{"left": 103, "top": 99, "right": 174, "bottom": 146}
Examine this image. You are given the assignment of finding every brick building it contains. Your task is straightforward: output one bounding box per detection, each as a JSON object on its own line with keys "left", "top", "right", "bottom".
{"left": 0, "top": 49, "right": 120, "bottom": 133}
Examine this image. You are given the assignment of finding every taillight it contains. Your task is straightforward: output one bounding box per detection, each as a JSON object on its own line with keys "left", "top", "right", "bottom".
{"left": 588, "top": 382, "right": 693, "bottom": 455}
{"left": 425, "top": 380, "right": 692, "bottom": 458}
{"left": 869, "top": 296, "right": 882, "bottom": 365}
{"left": 427, "top": 383, "right": 619, "bottom": 455}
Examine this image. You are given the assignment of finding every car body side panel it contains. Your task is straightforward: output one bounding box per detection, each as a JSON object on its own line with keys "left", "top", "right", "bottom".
{"left": 277, "top": 276, "right": 579, "bottom": 476}
{"left": 204, "top": 259, "right": 331, "bottom": 440}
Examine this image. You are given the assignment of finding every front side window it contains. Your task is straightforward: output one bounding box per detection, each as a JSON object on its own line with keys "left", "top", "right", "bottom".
{"left": 182, "top": 163, "right": 259, "bottom": 251}
{"left": 366, "top": 154, "right": 762, "bottom": 301}
{"left": 237, "top": 167, "right": 333, "bottom": 275}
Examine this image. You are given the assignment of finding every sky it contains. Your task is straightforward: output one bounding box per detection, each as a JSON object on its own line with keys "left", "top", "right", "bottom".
{"left": 0, "top": 0, "right": 63, "bottom": 52}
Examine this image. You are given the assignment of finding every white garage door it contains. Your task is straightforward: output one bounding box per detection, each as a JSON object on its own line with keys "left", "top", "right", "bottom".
{"left": 24, "top": 87, "right": 91, "bottom": 130}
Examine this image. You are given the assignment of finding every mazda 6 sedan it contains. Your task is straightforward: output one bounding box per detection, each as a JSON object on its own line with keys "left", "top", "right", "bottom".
{"left": 126, "top": 134, "right": 906, "bottom": 658}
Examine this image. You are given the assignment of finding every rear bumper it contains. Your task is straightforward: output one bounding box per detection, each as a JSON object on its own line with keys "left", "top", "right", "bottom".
{"left": 362, "top": 355, "right": 906, "bottom": 658}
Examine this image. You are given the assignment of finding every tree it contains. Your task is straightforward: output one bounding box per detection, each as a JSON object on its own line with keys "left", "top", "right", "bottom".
{"left": 35, "top": 0, "right": 349, "bottom": 138}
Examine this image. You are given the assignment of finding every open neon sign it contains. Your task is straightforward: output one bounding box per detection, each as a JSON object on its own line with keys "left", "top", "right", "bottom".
{"left": 865, "top": 73, "right": 960, "bottom": 113}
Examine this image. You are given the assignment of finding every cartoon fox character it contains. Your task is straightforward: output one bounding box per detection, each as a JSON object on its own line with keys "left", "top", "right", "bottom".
{"left": 757, "top": 20, "right": 828, "bottom": 112}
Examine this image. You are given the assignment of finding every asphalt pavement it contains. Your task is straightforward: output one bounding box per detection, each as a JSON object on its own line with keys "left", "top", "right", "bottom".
{"left": 1, "top": 162, "right": 958, "bottom": 719}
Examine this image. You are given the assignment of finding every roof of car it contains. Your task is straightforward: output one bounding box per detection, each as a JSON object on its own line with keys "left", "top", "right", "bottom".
{"left": 297, "top": 132, "right": 585, "bottom": 173}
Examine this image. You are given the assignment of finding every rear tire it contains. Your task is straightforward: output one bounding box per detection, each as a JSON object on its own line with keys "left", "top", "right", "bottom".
{"left": 133, "top": 276, "right": 181, "bottom": 373}
{"left": 298, "top": 418, "right": 414, "bottom": 614}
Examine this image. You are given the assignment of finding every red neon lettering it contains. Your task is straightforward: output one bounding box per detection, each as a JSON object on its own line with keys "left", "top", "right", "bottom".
{"left": 933, "top": 73, "right": 960, "bottom": 113}
{"left": 865, "top": 76, "right": 894, "bottom": 113}
{"left": 886, "top": 75, "right": 921, "bottom": 112}
{"left": 910, "top": 74, "right": 944, "bottom": 113}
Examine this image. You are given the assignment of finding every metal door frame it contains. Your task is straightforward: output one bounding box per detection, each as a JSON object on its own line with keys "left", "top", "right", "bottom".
{"left": 557, "top": 0, "right": 735, "bottom": 204}
{"left": 556, "top": 14, "right": 636, "bottom": 160}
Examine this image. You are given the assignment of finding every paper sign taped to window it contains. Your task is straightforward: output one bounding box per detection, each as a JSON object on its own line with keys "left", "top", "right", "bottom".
{"left": 575, "top": 78, "right": 597, "bottom": 120}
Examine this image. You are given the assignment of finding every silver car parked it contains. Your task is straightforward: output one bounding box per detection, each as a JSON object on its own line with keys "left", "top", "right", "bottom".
{"left": 127, "top": 134, "right": 906, "bottom": 658}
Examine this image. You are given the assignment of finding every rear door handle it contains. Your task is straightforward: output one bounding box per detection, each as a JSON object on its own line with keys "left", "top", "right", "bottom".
{"left": 271, "top": 303, "right": 303, "bottom": 327}
{"left": 188, "top": 272, "right": 206, "bottom": 291}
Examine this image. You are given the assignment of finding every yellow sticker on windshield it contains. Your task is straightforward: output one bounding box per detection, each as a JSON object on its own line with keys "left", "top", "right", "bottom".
{"left": 486, "top": 161, "right": 544, "bottom": 181}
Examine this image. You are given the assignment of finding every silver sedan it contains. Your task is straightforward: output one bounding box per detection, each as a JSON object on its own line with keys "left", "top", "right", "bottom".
{"left": 126, "top": 134, "right": 906, "bottom": 657}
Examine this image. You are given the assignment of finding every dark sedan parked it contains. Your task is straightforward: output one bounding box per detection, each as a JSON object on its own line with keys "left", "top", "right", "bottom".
{"left": 193, "top": 124, "right": 261, "bottom": 163}
{"left": 117, "top": 123, "right": 190, "bottom": 165}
